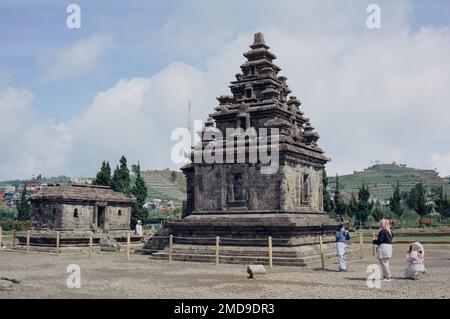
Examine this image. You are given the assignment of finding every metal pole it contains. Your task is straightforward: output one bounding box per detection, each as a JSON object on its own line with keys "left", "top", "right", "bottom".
{"left": 372, "top": 232, "right": 376, "bottom": 257}
{"left": 56, "top": 231, "right": 60, "bottom": 255}
{"left": 268, "top": 236, "right": 273, "bottom": 268}
{"left": 88, "top": 233, "right": 93, "bottom": 257}
{"left": 127, "top": 232, "right": 131, "bottom": 261}
{"left": 359, "top": 232, "right": 364, "bottom": 259}
{"left": 26, "top": 230, "right": 30, "bottom": 254}
{"left": 169, "top": 234, "right": 173, "bottom": 262}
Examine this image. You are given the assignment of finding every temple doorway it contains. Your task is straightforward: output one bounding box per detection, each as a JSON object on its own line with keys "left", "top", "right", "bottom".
{"left": 97, "top": 206, "right": 106, "bottom": 229}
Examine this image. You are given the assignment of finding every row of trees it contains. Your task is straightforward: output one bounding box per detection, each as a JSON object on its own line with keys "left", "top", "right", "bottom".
{"left": 323, "top": 172, "right": 450, "bottom": 227}
{"left": 17, "top": 188, "right": 31, "bottom": 221}
{"left": 94, "top": 156, "right": 148, "bottom": 227}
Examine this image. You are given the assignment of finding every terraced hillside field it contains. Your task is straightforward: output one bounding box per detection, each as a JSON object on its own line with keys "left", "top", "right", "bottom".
{"left": 329, "top": 163, "right": 450, "bottom": 200}
{"left": 141, "top": 169, "right": 186, "bottom": 202}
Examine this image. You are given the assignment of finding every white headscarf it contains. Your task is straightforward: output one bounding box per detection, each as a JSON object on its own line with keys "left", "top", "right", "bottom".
{"left": 410, "top": 242, "right": 425, "bottom": 260}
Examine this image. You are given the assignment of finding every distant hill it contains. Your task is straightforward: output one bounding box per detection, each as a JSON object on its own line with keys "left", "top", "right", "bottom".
{"left": 0, "top": 175, "right": 72, "bottom": 187}
{"left": 329, "top": 163, "right": 450, "bottom": 200}
{"left": 141, "top": 169, "right": 186, "bottom": 202}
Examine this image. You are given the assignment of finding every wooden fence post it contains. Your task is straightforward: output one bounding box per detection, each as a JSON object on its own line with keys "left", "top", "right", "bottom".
{"left": 12, "top": 230, "right": 16, "bottom": 248}
{"left": 26, "top": 230, "right": 30, "bottom": 254}
{"left": 268, "top": 236, "right": 273, "bottom": 268}
{"left": 88, "top": 233, "right": 93, "bottom": 258}
{"left": 372, "top": 232, "right": 376, "bottom": 257}
{"left": 127, "top": 232, "right": 131, "bottom": 261}
{"left": 319, "top": 235, "right": 325, "bottom": 270}
{"left": 169, "top": 234, "right": 173, "bottom": 262}
{"left": 359, "top": 232, "right": 364, "bottom": 259}
{"left": 215, "top": 236, "right": 220, "bottom": 266}
{"left": 56, "top": 231, "right": 60, "bottom": 255}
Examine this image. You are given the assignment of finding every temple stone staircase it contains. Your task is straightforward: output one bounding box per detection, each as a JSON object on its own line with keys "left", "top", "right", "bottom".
{"left": 147, "top": 243, "right": 360, "bottom": 267}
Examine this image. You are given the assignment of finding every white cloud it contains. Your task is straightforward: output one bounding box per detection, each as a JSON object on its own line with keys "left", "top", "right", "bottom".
{"left": 431, "top": 153, "right": 450, "bottom": 177}
{"left": 39, "top": 34, "right": 113, "bottom": 82}
{"left": 0, "top": 87, "right": 71, "bottom": 180}
{"left": 66, "top": 62, "right": 205, "bottom": 175}
{"left": 3, "top": 0, "right": 450, "bottom": 179}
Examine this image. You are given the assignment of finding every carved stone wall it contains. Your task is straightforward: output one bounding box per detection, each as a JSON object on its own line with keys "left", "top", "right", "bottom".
{"left": 31, "top": 202, "right": 64, "bottom": 229}
{"left": 31, "top": 201, "right": 131, "bottom": 231}
{"left": 281, "top": 163, "right": 323, "bottom": 211}
{"left": 193, "top": 163, "right": 283, "bottom": 212}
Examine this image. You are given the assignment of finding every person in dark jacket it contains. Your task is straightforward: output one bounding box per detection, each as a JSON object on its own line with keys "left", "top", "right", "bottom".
{"left": 373, "top": 219, "right": 394, "bottom": 281}
{"left": 336, "top": 224, "right": 351, "bottom": 271}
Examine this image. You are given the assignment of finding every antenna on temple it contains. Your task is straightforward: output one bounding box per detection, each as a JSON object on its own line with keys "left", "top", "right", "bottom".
{"left": 188, "top": 99, "right": 192, "bottom": 144}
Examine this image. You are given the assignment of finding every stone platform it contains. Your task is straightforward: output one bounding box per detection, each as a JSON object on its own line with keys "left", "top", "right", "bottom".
{"left": 148, "top": 243, "right": 360, "bottom": 267}
{"left": 144, "top": 212, "right": 342, "bottom": 266}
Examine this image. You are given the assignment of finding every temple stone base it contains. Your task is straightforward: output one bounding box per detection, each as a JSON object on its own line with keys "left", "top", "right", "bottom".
{"left": 148, "top": 242, "right": 360, "bottom": 267}
{"left": 144, "top": 212, "right": 345, "bottom": 267}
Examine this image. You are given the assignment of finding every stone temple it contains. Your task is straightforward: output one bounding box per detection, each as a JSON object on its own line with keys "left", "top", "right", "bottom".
{"left": 17, "top": 184, "right": 140, "bottom": 248}
{"left": 147, "top": 33, "right": 339, "bottom": 265}
{"left": 29, "top": 184, "right": 134, "bottom": 231}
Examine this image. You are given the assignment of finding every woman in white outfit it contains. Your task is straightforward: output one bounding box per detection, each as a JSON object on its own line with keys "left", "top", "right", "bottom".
{"left": 373, "top": 219, "right": 394, "bottom": 281}
{"left": 135, "top": 220, "right": 143, "bottom": 237}
{"left": 405, "top": 242, "right": 426, "bottom": 280}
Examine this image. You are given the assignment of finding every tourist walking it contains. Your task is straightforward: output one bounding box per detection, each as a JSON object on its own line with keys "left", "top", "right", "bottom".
{"left": 336, "top": 223, "right": 351, "bottom": 272}
{"left": 373, "top": 219, "right": 394, "bottom": 281}
{"left": 405, "top": 242, "right": 426, "bottom": 280}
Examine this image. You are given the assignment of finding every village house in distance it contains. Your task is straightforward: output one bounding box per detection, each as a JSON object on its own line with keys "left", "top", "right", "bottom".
{"left": 147, "top": 33, "right": 342, "bottom": 265}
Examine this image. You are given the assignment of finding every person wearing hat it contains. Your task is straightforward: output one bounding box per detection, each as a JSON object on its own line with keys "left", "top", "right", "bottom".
{"left": 336, "top": 223, "right": 351, "bottom": 272}
{"left": 135, "top": 220, "right": 143, "bottom": 237}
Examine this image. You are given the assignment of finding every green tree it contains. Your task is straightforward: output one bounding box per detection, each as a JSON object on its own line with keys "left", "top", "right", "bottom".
{"left": 333, "top": 174, "right": 348, "bottom": 218}
{"left": 357, "top": 182, "right": 373, "bottom": 226}
{"left": 94, "top": 161, "right": 112, "bottom": 186}
{"left": 358, "top": 182, "right": 372, "bottom": 210}
{"left": 170, "top": 171, "right": 177, "bottom": 183}
{"left": 408, "top": 180, "right": 427, "bottom": 215}
{"left": 349, "top": 193, "right": 359, "bottom": 214}
{"left": 131, "top": 164, "right": 140, "bottom": 176}
{"left": 131, "top": 162, "right": 148, "bottom": 227}
{"left": 372, "top": 204, "right": 394, "bottom": 222}
{"left": 17, "top": 188, "right": 31, "bottom": 221}
{"left": 433, "top": 184, "right": 450, "bottom": 217}
{"left": 111, "top": 156, "right": 131, "bottom": 196}
{"left": 323, "top": 170, "right": 333, "bottom": 212}
{"left": 390, "top": 180, "right": 403, "bottom": 216}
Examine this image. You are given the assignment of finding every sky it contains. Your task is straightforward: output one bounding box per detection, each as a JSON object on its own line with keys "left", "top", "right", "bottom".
{"left": 0, "top": 0, "right": 450, "bottom": 180}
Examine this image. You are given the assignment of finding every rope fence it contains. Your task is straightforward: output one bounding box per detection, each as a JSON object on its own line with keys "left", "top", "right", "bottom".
{"left": 0, "top": 229, "right": 368, "bottom": 269}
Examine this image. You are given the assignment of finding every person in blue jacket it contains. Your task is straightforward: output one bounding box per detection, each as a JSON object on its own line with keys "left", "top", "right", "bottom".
{"left": 336, "top": 223, "right": 351, "bottom": 272}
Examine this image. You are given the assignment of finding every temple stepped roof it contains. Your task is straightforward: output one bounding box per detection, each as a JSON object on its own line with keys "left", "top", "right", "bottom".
{"left": 29, "top": 184, "right": 135, "bottom": 204}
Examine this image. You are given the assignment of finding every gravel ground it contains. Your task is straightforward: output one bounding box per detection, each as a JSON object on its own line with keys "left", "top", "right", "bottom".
{"left": 1, "top": 244, "right": 449, "bottom": 299}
